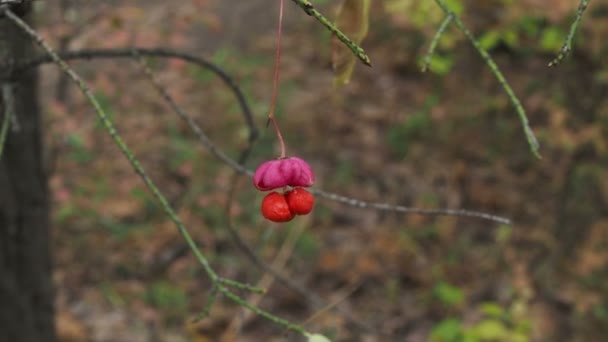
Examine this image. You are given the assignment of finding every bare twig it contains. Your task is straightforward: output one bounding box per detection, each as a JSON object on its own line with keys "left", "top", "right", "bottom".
{"left": 5, "top": 7, "right": 217, "bottom": 284}
{"left": 106, "top": 50, "right": 512, "bottom": 335}
{"left": 422, "top": 13, "right": 453, "bottom": 72}
{"left": 301, "top": 280, "right": 362, "bottom": 327}
{"left": 4, "top": 7, "right": 310, "bottom": 336}
{"left": 0, "top": 83, "right": 13, "bottom": 159}
{"left": 195, "top": 285, "right": 219, "bottom": 321}
{"left": 223, "top": 212, "right": 309, "bottom": 339}
{"left": 133, "top": 54, "right": 375, "bottom": 333}
{"left": 221, "top": 166, "right": 380, "bottom": 335}
{"left": 6, "top": 5, "right": 516, "bottom": 337}
{"left": 431, "top": 0, "right": 540, "bottom": 159}
{"left": 55, "top": 3, "right": 109, "bottom": 103}
{"left": 15, "top": 47, "right": 511, "bottom": 224}
{"left": 549, "top": 0, "right": 591, "bottom": 67}
{"left": 313, "top": 189, "right": 511, "bottom": 224}
{"left": 15, "top": 48, "right": 258, "bottom": 144}
{"left": 131, "top": 52, "right": 510, "bottom": 332}
{"left": 290, "top": 0, "right": 371, "bottom": 66}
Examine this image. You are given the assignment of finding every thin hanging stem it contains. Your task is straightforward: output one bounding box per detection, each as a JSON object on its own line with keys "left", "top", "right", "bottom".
{"left": 270, "top": 117, "right": 286, "bottom": 158}
{"left": 268, "top": 0, "right": 287, "bottom": 158}
{"left": 268, "top": 0, "right": 284, "bottom": 121}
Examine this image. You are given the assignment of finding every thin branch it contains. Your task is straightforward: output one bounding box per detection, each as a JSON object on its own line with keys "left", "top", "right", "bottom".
{"left": 117, "top": 49, "right": 251, "bottom": 175}
{"left": 133, "top": 53, "right": 363, "bottom": 332}
{"left": 431, "top": 0, "right": 541, "bottom": 159}
{"left": 0, "top": 83, "right": 13, "bottom": 160}
{"left": 218, "top": 68, "right": 381, "bottom": 333}
{"left": 15, "top": 48, "right": 258, "bottom": 144}
{"left": 301, "top": 280, "right": 362, "bottom": 327}
{"left": 223, "top": 210, "right": 308, "bottom": 339}
{"left": 434, "top": 4, "right": 538, "bottom": 154}
{"left": 422, "top": 13, "right": 453, "bottom": 72}
{"left": 131, "top": 53, "right": 312, "bottom": 334}
{"left": 548, "top": 0, "right": 591, "bottom": 67}
{"left": 225, "top": 191, "right": 327, "bottom": 309}
{"left": 4, "top": 7, "right": 219, "bottom": 283}
{"left": 220, "top": 288, "right": 307, "bottom": 335}
{"left": 5, "top": 8, "right": 310, "bottom": 337}
{"left": 16, "top": 48, "right": 511, "bottom": 224}
{"left": 8, "top": 3, "right": 512, "bottom": 337}
{"left": 223, "top": 220, "right": 380, "bottom": 335}
{"left": 55, "top": 4, "right": 109, "bottom": 103}
{"left": 128, "top": 50, "right": 510, "bottom": 224}
{"left": 194, "top": 285, "right": 219, "bottom": 321}
{"left": 313, "top": 189, "right": 511, "bottom": 224}
{"left": 290, "top": 0, "right": 371, "bottom": 66}
{"left": 219, "top": 278, "right": 265, "bottom": 294}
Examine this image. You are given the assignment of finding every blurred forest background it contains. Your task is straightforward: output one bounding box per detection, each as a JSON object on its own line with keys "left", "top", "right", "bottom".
{"left": 31, "top": 0, "right": 608, "bottom": 341}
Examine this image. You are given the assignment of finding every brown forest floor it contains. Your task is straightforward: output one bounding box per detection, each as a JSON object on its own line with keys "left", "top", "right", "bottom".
{"left": 36, "top": 0, "right": 608, "bottom": 341}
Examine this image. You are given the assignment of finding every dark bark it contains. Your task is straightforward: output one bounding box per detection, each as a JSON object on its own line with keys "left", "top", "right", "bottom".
{"left": 0, "top": 9, "right": 55, "bottom": 342}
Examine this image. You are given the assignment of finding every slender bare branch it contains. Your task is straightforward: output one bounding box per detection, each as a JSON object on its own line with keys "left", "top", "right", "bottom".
{"left": 15, "top": 48, "right": 511, "bottom": 224}
{"left": 431, "top": 0, "right": 540, "bottom": 159}
{"left": 4, "top": 7, "right": 310, "bottom": 336}
{"left": 549, "top": 0, "right": 591, "bottom": 67}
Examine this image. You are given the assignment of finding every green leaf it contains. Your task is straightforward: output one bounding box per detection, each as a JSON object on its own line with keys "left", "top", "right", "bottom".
{"left": 431, "top": 318, "right": 463, "bottom": 341}
{"left": 479, "top": 30, "right": 500, "bottom": 50}
{"left": 428, "top": 54, "right": 454, "bottom": 75}
{"left": 444, "top": 0, "right": 464, "bottom": 15}
{"left": 540, "top": 27, "right": 564, "bottom": 51}
{"left": 503, "top": 29, "right": 519, "bottom": 47}
{"left": 434, "top": 281, "right": 464, "bottom": 307}
{"left": 472, "top": 319, "right": 508, "bottom": 340}
{"left": 479, "top": 302, "right": 505, "bottom": 318}
{"left": 332, "top": 0, "right": 371, "bottom": 87}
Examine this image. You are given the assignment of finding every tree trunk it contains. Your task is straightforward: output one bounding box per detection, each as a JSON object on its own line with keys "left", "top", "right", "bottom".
{"left": 0, "top": 7, "right": 55, "bottom": 342}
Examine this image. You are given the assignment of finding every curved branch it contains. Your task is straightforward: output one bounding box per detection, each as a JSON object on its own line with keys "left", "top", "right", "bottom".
{"left": 15, "top": 47, "right": 259, "bottom": 144}
{"left": 5, "top": 9, "right": 310, "bottom": 336}
{"left": 15, "top": 47, "right": 511, "bottom": 225}
{"left": 421, "top": 13, "right": 453, "bottom": 72}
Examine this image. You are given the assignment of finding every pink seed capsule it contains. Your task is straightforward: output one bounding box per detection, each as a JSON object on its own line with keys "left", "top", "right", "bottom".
{"left": 253, "top": 157, "right": 315, "bottom": 191}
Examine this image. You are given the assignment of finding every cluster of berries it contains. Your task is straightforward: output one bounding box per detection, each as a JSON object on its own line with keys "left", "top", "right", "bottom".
{"left": 253, "top": 157, "right": 315, "bottom": 222}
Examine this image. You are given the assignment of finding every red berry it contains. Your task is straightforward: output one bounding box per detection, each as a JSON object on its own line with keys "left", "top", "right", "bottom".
{"left": 261, "top": 192, "right": 295, "bottom": 222}
{"left": 285, "top": 187, "right": 314, "bottom": 215}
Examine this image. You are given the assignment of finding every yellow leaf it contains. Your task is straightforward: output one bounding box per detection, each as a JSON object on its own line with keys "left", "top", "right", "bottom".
{"left": 332, "top": 0, "right": 371, "bottom": 88}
